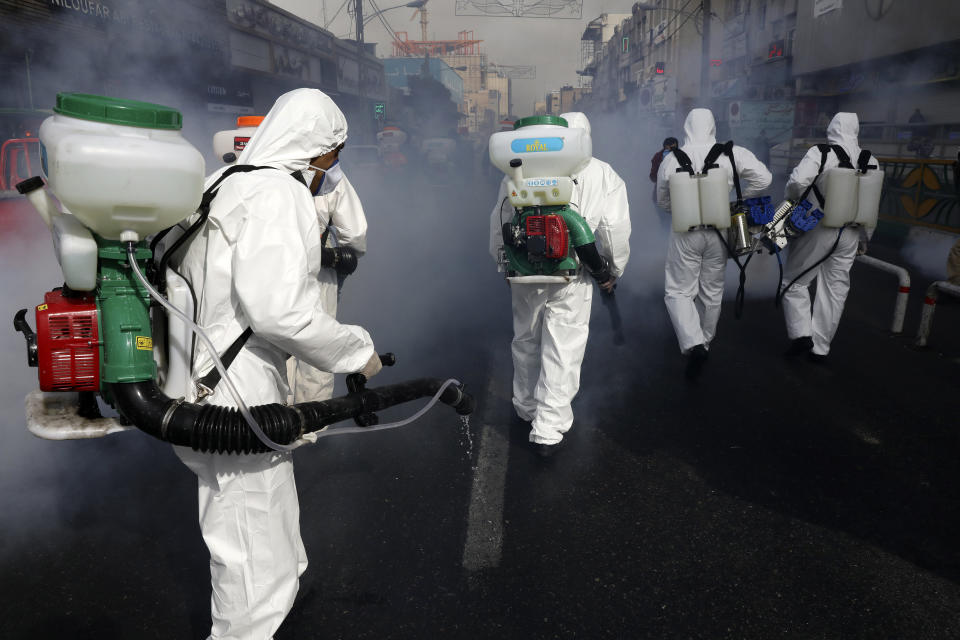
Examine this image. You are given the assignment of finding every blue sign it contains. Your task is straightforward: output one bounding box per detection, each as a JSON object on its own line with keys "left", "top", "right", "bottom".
{"left": 511, "top": 137, "right": 564, "bottom": 153}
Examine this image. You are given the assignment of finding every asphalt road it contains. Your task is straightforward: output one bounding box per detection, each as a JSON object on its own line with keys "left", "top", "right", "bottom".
{"left": 0, "top": 164, "right": 958, "bottom": 639}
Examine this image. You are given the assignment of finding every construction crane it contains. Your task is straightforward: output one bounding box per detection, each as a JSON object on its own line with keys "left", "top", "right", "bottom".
{"left": 410, "top": 0, "right": 428, "bottom": 42}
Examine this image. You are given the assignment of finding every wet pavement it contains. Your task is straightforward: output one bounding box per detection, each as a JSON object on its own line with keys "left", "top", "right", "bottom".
{"left": 1, "top": 164, "right": 958, "bottom": 639}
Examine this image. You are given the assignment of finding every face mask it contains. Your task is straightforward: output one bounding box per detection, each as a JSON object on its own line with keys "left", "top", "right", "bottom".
{"left": 306, "top": 159, "right": 345, "bottom": 196}
{"left": 663, "top": 149, "right": 672, "bottom": 156}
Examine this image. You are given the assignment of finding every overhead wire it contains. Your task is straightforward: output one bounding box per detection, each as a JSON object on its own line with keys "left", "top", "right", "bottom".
{"left": 325, "top": 0, "right": 352, "bottom": 29}
{"left": 368, "top": 0, "right": 403, "bottom": 44}
{"left": 660, "top": 0, "right": 700, "bottom": 43}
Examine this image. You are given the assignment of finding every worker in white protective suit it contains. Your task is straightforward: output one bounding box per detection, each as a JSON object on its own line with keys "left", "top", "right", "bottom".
{"left": 657, "top": 108, "right": 772, "bottom": 378}
{"left": 286, "top": 175, "right": 369, "bottom": 402}
{"left": 489, "top": 111, "right": 631, "bottom": 457}
{"left": 781, "top": 112, "right": 872, "bottom": 361}
{"left": 173, "top": 88, "right": 381, "bottom": 640}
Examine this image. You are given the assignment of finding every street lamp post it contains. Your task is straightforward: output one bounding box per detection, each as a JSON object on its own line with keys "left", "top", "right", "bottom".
{"left": 363, "top": 0, "right": 427, "bottom": 26}
{"left": 700, "top": 0, "right": 711, "bottom": 103}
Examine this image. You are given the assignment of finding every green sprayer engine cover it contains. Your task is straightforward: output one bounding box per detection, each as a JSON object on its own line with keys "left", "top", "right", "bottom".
{"left": 504, "top": 205, "right": 595, "bottom": 276}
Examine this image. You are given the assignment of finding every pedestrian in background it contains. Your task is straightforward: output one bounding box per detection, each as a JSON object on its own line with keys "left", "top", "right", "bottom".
{"left": 650, "top": 137, "right": 678, "bottom": 203}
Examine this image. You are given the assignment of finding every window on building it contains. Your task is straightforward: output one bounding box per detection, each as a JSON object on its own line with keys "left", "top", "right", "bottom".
{"left": 622, "top": 37, "right": 629, "bottom": 53}
{"left": 772, "top": 18, "right": 783, "bottom": 39}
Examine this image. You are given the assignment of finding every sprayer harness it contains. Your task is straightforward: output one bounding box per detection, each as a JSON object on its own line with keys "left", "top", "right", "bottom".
{"left": 774, "top": 145, "right": 877, "bottom": 307}
{"left": 673, "top": 142, "right": 753, "bottom": 319}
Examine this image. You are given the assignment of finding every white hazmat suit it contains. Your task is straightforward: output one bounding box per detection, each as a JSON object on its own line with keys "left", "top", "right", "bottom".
{"left": 782, "top": 112, "right": 872, "bottom": 356}
{"left": 657, "top": 109, "right": 772, "bottom": 353}
{"left": 287, "top": 176, "right": 369, "bottom": 402}
{"left": 489, "top": 112, "right": 631, "bottom": 446}
{"left": 174, "top": 88, "right": 376, "bottom": 640}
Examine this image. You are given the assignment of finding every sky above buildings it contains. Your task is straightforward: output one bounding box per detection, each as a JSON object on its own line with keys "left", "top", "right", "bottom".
{"left": 271, "top": 0, "right": 637, "bottom": 114}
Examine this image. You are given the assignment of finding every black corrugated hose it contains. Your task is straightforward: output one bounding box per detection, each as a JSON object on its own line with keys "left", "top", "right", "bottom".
{"left": 110, "top": 378, "right": 474, "bottom": 454}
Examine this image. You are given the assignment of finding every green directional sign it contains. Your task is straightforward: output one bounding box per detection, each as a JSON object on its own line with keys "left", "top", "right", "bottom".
{"left": 373, "top": 102, "right": 385, "bottom": 118}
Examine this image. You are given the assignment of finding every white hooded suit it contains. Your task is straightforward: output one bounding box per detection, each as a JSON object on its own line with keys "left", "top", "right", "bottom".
{"left": 287, "top": 175, "right": 369, "bottom": 403}
{"left": 489, "top": 112, "right": 631, "bottom": 445}
{"left": 782, "top": 112, "right": 871, "bottom": 356}
{"left": 657, "top": 109, "right": 772, "bottom": 353}
{"left": 174, "top": 88, "right": 376, "bottom": 640}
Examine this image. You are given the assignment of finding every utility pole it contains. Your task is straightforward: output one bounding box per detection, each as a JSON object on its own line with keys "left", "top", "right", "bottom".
{"left": 355, "top": 0, "right": 364, "bottom": 44}
{"left": 700, "top": 0, "right": 711, "bottom": 104}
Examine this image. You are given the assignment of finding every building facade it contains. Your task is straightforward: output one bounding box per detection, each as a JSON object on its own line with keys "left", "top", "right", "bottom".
{"left": 0, "top": 0, "right": 387, "bottom": 155}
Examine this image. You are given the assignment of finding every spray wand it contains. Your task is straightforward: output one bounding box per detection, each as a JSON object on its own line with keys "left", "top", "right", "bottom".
{"left": 600, "top": 285, "right": 626, "bottom": 346}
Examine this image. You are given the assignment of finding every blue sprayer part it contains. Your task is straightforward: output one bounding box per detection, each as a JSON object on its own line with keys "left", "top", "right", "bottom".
{"left": 745, "top": 196, "right": 774, "bottom": 225}
{"left": 789, "top": 199, "right": 823, "bottom": 233}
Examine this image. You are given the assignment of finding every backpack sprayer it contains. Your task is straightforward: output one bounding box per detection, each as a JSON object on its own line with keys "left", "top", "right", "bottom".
{"left": 488, "top": 115, "right": 624, "bottom": 344}
{"left": 668, "top": 140, "right": 762, "bottom": 317}
{"left": 667, "top": 140, "right": 882, "bottom": 314}
{"left": 12, "top": 93, "right": 473, "bottom": 454}
{"left": 732, "top": 144, "right": 882, "bottom": 256}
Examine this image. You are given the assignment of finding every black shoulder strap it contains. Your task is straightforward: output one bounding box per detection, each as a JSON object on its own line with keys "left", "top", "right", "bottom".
{"left": 857, "top": 149, "right": 877, "bottom": 172}
{"left": 157, "top": 164, "right": 273, "bottom": 281}
{"left": 802, "top": 144, "right": 833, "bottom": 209}
{"left": 290, "top": 169, "right": 308, "bottom": 187}
{"left": 703, "top": 141, "right": 743, "bottom": 204}
{"left": 160, "top": 164, "right": 271, "bottom": 395}
{"left": 672, "top": 148, "right": 695, "bottom": 175}
{"left": 196, "top": 327, "right": 254, "bottom": 393}
{"left": 830, "top": 144, "right": 854, "bottom": 169}
{"left": 702, "top": 142, "right": 726, "bottom": 171}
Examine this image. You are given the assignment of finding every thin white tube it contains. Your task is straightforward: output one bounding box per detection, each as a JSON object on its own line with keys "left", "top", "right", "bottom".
{"left": 126, "top": 245, "right": 295, "bottom": 452}
{"left": 310, "top": 378, "right": 463, "bottom": 439}
{"left": 129, "top": 245, "right": 462, "bottom": 449}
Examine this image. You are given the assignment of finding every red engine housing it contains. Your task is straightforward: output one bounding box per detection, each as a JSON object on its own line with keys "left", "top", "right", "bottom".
{"left": 525, "top": 214, "right": 569, "bottom": 259}
{"left": 35, "top": 289, "right": 100, "bottom": 392}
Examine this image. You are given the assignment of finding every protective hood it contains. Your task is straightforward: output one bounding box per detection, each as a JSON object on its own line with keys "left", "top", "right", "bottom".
{"left": 560, "top": 111, "right": 593, "bottom": 174}
{"left": 682, "top": 108, "right": 717, "bottom": 147}
{"left": 237, "top": 88, "right": 348, "bottom": 174}
{"left": 560, "top": 111, "right": 591, "bottom": 137}
{"left": 826, "top": 112, "right": 861, "bottom": 161}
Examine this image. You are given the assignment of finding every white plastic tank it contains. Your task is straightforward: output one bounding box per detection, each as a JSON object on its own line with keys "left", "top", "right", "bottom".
{"left": 489, "top": 115, "right": 592, "bottom": 179}
{"left": 668, "top": 172, "right": 701, "bottom": 232}
{"left": 51, "top": 213, "right": 98, "bottom": 291}
{"left": 212, "top": 115, "right": 263, "bottom": 164}
{"left": 854, "top": 168, "right": 883, "bottom": 228}
{"left": 820, "top": 167, "right": 859, "bottom": 227}
{"left": 39, "top": 93, "right": 205, "bottom": 241}
{"left": 698, "top": 168, "right": 731, "bottom": 230}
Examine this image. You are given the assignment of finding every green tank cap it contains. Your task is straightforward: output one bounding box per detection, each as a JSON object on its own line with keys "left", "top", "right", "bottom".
{"left": 54, "top": 93, "right": 183, "bottom": 130}
{"left": 514, "top": 115, "right": 568, "bottom": 130}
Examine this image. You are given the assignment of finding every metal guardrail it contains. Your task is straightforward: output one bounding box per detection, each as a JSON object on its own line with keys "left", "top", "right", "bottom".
{"left": 0, "top": 138, "right": 41, "bottom": 192}
{"left": 876, "top": 157, "right": 960, "bottom": 233}
{"left": 915, "top": 280, "right": 960, "bottom": 347}
{"left": 854, "top": 255, "right": 911, "bottom": 334}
